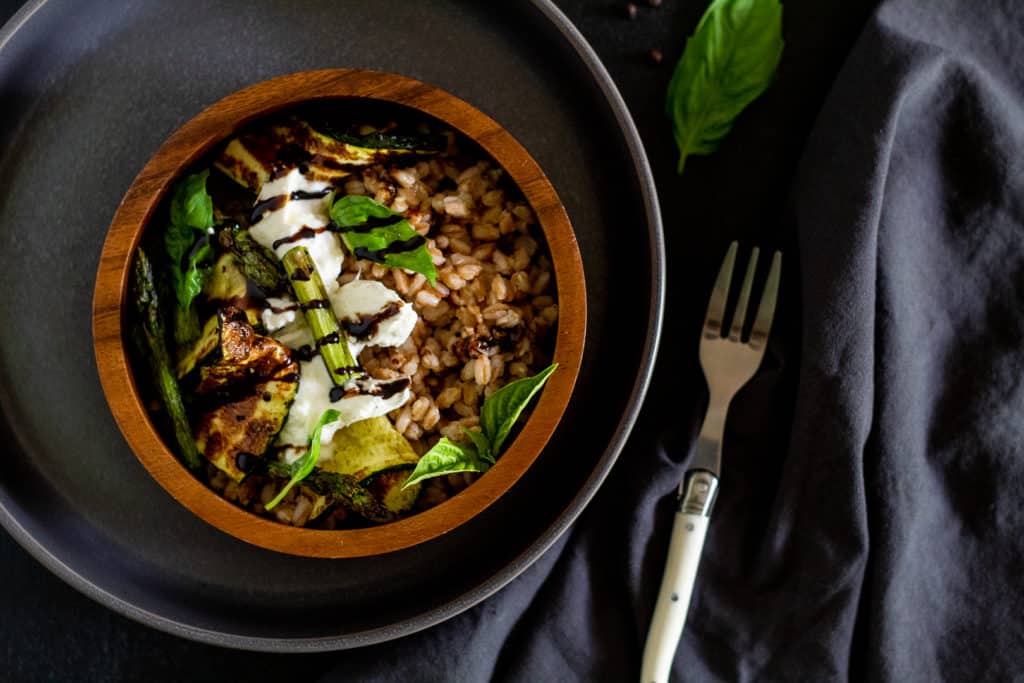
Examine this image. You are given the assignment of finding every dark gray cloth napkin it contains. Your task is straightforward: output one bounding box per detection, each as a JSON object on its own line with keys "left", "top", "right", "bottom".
{"left": 324, "top": 0, "right": 1024, "bottom": 680}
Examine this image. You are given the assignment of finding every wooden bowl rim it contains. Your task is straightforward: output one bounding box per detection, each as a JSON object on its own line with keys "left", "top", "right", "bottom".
{"left": 92, "top": 68, "right": 586, "bottom": 558}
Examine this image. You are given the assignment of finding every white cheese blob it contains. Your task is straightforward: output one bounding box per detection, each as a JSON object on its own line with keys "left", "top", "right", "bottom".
{"left": 261, "top": 297, "right": 298, "bottom": 333}
{"left": 330, "top": 279, "right": 419, "bottom": 355}
{"left": 249, "top": 168, "right": 344, "bottom": 291}
{"left": 277, "top": 359, "right": 411, "bottom": 464}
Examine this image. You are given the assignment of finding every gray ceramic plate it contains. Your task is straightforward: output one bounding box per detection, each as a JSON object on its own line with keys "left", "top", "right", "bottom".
{"left": 0, "top": 0, "right": 663, "bottom": 650}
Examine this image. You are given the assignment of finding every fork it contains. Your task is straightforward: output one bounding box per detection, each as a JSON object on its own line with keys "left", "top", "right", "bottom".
{"left": 640, "top": 242, "right": 782, "bottom": 683}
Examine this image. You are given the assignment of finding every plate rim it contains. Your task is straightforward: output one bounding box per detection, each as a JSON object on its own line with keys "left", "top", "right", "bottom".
{"left": 0, "top": 0, "right": 665, "bottom": 651}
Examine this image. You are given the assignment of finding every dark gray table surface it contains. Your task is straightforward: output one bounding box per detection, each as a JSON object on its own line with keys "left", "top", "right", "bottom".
{"left": 0, "top": 0, "right": 876, "bottom": 680}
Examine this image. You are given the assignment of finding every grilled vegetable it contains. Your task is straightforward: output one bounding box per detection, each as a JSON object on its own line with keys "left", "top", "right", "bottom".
{"left": 363, "top": 468, "right": 420, "bottom": 515}
{"left": 175, "top": 315, "right": 220, "bottom": 380}
{"left": 319, "top": 416, "right": 420, "bottom": 515}
{"left": 290, "top": 120, "right": 443, "bottom": 167}
{"left": 264, "top": 459, "right": 395, "bottom": 524}
{"left": 214, "top": 135, "right": 280, "bottom": 192}
{"left": 174, "top": 252, "right": 263, "bottom": 379}
{"left": 281, "top": 246, "right": 359, "bottom": 386}
{"left": 316, "top": 129, "right": 448, "bottom": 154}
{"left": 131, "top": 248, "right": 202, "bottom": 470}
{"left": 217, "top": 224, "right": 287, "bottom": 294}
{"left": 214, "top": 118, "right": 444, "bottom": 192}
{"left": 193, "top": 307, "right": 299, "bottom": 480}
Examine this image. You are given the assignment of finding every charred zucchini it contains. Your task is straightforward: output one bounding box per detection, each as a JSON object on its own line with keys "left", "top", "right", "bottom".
{"left": 214, "top": 118, "right": 444, "bottom": 192}
{"left": 193, "top": 308, "right": 299, "bottom": 480}
{"left": 175, "top": 252, "right": 264, "bottom": 378}
{"left": 317, "top": 416, "right": 421, "bottom": 515}
{"left": 214, "top": 136, "right": 275, "bottom": 192}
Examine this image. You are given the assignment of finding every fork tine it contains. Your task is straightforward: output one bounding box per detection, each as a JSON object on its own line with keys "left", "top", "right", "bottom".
{"left": 748, "top": 251, "right": 782, "bottom": 351}
{"left": 703, "top": 242, "right": 737, "bottom": 337}
{"left": 727, "top": 247, "right": 759, "bottom": 342}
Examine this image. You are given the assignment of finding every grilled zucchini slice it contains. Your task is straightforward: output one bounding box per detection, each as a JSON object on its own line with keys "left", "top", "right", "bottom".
{"left": 214, "top": 119, "right": 444, "bottom": 193}
{"left": 175, "top": 252, "right": 265, "bottom": 379}
{"left": 193, "top": 308, "right": 299, "bottom": 481}
{"left": 315, "top": 416, "right": 421, "bottom": 515}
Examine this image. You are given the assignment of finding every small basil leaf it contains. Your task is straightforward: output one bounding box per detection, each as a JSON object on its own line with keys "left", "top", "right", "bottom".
{"left": 463, "top": 427, "right": 494, "bottom": 464}
{"left": 266, "top": 408, "right": 341, "bottom": 510}
{"left": 480, "top": 363, "right": 557, "bottom": 454}
{"left": 401, "top": 437, "right": 490, "bottom": 490}
{"left": 666, "top": 0, "right": 784, "bottom": 173}
{"left": 330, "top": 194, "right": 438, "bottom": 285}
{"left": 180, "top": 238, "right": 214, "bottom": 305}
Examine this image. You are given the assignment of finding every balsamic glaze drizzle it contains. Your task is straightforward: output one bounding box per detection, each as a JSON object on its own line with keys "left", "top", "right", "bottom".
{"left": 353, "top": 235, "right": 426, "bottom": 264}
{"left": 340, "top": 302, "right": 402, "bottom": 340}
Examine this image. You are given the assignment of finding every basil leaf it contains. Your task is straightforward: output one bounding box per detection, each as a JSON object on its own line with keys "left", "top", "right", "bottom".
{"left": 401, "top": 437, "right": 490, "bottom": 490}
{"left": 164, "top": 171, "right": 216, "bottom": 343}
{"left": 266, "top": 408, "right": 341, "bottom": 510}
{"left": 180, "top": 238, "right": 214, "bottom": 305}
{"left": 170, "top": 169, "right": 214, "bottom": 231}
{"left": 463, "top": 427, "right": 494, "bottom": 464}
{"left": 666, "top": 0, "right": 784, "bottom": 173}
{"left": 330, "top": 194, "right": 394, "bottom": 224}
{"left": 480, "top": 363, "right": 557, "bottom": 454}
{"left": 330, "top": 194, "right": 437, "bottom": 285}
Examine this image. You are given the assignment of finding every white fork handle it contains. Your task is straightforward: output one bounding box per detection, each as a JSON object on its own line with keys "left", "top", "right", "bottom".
{"left": 640, "top": 510, "right": 709, "bottom": 683}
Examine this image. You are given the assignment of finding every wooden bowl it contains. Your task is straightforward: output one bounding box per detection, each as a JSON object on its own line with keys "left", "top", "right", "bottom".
{"left": 92, "top": 69, "right": 586, "bottom": 558}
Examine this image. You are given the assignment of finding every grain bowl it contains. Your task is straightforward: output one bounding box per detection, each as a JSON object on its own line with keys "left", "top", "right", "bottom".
{"left": 93, "top": 70, "right": 585, "bottom": 558}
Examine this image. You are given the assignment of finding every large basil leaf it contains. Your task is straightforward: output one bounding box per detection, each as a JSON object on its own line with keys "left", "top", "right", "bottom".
{"left": 480, "top": 363, "right": 557, "bottom": 454}
{"left": 170, "top": 169, "right": 214, "bottom": 231}
{"left": 329, "top": 195, "right": 437, "bottom": 285}
{"left": 666, "top": 0, "right": 784, "bottom": 172}
{"left": 463, "top": 427, "right": 494, "bottom": 464}
{"left": 164, "top": 170, "right": 215, "bottom": 343}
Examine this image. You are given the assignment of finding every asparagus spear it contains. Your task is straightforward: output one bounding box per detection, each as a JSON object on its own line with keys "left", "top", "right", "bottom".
{"left": 217, "top": 224, "right": 287, "bottom": 293}
{"left": 131, "top": 248, "right": 202, "bottom": 469}
{"left": 264, "top": 460, "right": 395, "bottom": 524}
{"left": 281, "top": 246, "right": 359, "bottom": 386}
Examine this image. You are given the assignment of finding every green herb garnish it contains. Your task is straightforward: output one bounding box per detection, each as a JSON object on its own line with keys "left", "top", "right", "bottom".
{"left": 666, "top": 0, "right": 784, "bottom": 173}
{"left": 401, "top": 437, "right": 493, "bottom": 489}
{"left": 402, "top": 363, "right": 557, "bottom": 489}
{"left": 164, "top": 170, "right": 216, "bottom": 343}
{"left": 266, "top": 408, "right": 341, "bottom": 511}
{"left": 480, "top": 363, "right": 558, "bottom": 454}
{"left": 329, "top": 195, "right": 437, "bottom": 285}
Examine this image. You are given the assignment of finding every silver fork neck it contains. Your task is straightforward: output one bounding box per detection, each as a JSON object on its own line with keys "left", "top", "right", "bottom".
{"left": 687, "top": 392, "right": 731, "bottom": 478}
